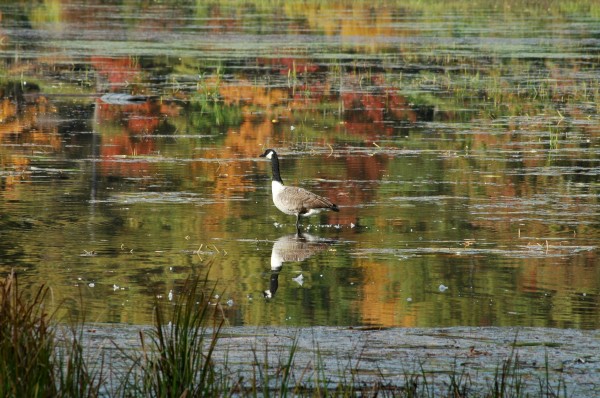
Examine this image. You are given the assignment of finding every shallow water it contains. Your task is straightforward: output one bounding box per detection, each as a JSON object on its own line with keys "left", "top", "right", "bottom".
{"left": 0, "top": 0, "right": 599, "bottom": 328}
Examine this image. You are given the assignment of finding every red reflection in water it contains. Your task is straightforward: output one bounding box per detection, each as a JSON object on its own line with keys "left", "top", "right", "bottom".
{"left": 91, "top": 57, "right": 142, "bottom": 89}
{"left": 343, "top": 88, "right": 416, "bottom": 137}
{"left": 94, "top": 97, "right": 180, "bottom": 177}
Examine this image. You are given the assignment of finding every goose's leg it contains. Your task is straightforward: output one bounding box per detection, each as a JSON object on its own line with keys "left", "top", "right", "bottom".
{"left": 295, "top": 214, "right": 301, "bottom": 231}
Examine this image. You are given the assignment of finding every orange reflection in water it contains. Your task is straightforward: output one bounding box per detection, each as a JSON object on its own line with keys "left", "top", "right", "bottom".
{"left": 0, "top": 96, "right": 63, "bottom": 183}
{"left": 95, "top": 100, "right": 162, "bottom": 178}
{"left": 357, "top": 258, "right": 418, "bottom": 327}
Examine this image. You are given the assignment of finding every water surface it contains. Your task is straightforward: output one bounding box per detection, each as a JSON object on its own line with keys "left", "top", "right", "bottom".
{"left": 0, "top": 0, "right": 599, "bottom": 328}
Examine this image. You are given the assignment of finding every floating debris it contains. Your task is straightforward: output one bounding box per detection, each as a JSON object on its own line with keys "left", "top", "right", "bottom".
{"left": 292, "top": 274, "right": 304, "bottom": 286}
{"left": 99, "top": 93, "right": 151, "bottom": 105}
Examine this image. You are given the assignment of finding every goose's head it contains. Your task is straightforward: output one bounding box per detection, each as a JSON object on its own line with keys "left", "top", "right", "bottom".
{"left": 259, "top": 148, "right": 277, "bottom": 160}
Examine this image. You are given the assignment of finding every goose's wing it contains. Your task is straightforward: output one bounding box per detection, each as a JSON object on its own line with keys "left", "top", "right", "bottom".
{"left": 278, "top": 186, "right": 338, "bottom": 212}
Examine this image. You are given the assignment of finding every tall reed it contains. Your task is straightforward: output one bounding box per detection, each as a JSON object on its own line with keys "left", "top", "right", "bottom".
{"left": 0, "top": 271, "right": 102, "bottom": 398}
{"left": 0, "top": 271, "right": 56, "bottom": 397}
{"left": 126, "top": 275, "right": 225, "bottom": 397}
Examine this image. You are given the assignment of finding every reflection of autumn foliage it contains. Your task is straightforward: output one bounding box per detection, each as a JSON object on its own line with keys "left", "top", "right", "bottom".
{"left": 91, "top": 57, "right": 142, "bottom": 90}
{"left": 188, "top": 84, "right": 289, "bottom": 208}
{"left": 0, "top": 97, "right": 63, "bottom": 188}
{"left": 0, "top": 97, "right": 58, "bottom": 137}
{"left": 217, "top": 71, "right": 418, "bottom": 140}
{"left": 94, "top": 96, "right": 180, "bottom": 179}
{"left": 356, "top": 252, "right": 599, "bottom": 327}
{"left": 357, "top": 258, "right": 418, "bottom": 327}
{"left": 100, "top": 133, "right": 155, "bottom": 157}
{"left": 519, "top": 254, "right": 598, "bottom": 293}
{"left": 342, "top": 77, "right": 417, "bottom": 137}
{"left": 206, "top": 83, "right": 287, "bottom": 209}
{"left": 96, "top": 99, "right": 180, "bottom": 177}
{"left": 283, "top": 2, "right": 407, "bottom": 43}
{"left": 186, "top": 118, "right": 277, "bottom": 235}
{"left": 98, "top": 126, "right": 158, "bottom": 178}
{"left": 0, "top": 99, "right": 20, "bottom": 135}
{"left": 319, "top": 154, "right": 387, "bottom": 226}
{"left": 219, "top": 83, "right": 290, "bottom": 112}
{"left": 95, "top": 100, "right": 179, "bottom": 134}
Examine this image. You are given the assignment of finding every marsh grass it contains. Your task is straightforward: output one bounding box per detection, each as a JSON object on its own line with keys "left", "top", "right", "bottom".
{"left": 0, "top": 271, "right": 56, "bottom": 397}
{"left": 0, "top": 271, "right": 571, "bottom": 397}
{"left": 0, "top": 271, "right": 103, "bottom": 398}
{"left": 123, "top": 275, "right": 225, "bottom": 397}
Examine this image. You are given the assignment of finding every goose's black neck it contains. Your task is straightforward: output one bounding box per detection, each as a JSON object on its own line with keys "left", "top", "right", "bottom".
{"left": 269, "top": 152, "right": 284, "bottom": 184}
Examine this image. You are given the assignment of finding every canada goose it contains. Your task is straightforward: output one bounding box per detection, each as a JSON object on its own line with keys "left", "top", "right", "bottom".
{"left": 259, "top": 149, "right": 339, "bottom": 229}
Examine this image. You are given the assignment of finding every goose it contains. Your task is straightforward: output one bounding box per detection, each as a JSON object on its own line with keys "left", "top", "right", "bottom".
{"left": 259, "top": 149, "right": 339, "bottom": 229}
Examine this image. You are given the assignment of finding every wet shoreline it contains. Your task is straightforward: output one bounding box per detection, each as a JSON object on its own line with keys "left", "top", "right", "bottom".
{"left": 85, "top": 324, "right": 600, "bottom": 396}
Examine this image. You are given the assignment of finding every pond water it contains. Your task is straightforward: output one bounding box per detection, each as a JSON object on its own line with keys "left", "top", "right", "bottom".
{"left": 1, "top": 0, "right": 599, "bottom": 329}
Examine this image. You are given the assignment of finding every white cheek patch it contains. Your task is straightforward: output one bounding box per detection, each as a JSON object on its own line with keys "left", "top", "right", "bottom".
{"left": 266, "top": 151, "right": 273, "bottom": 159}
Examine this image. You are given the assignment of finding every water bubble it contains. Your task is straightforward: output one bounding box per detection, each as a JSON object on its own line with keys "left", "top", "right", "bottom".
{"left": 439, "top": 284, "right": 448, "bottom": 292}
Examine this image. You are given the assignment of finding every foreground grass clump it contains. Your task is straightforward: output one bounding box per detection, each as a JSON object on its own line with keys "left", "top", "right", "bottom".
{"left": 0, "top": 271, "right": 572, "bottom": 397}
{"left": 124, "top": 276, "right": 225, "bottom": 397}
{"left": 0, "top": 271, "right": 56, "bottom": 397}
{"left": 0, "top": 271, "right": 103, "bottom": 398}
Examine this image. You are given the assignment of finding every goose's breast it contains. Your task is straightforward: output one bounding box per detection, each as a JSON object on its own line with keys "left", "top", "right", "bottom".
{"left": 271, "top": 181, "right": 299, "bottom": 215}
{"left": 273, "top": 193, "right": 301, "bottom": 215}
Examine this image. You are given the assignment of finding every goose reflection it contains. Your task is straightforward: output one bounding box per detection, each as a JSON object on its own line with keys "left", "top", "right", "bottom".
{"left": 264, "top": 232, "right": 334, "bottom": 299}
